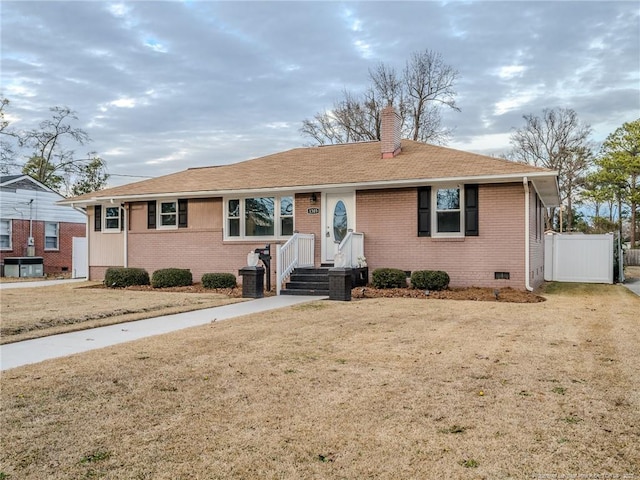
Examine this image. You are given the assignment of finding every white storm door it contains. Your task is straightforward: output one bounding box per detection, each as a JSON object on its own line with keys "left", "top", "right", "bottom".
{"left": 323, "top": 192, "right": 355, "bottom": 263}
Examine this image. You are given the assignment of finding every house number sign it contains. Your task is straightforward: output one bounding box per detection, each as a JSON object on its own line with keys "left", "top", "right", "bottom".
{"left": 307, "top": 207, "right": 320, "bottom": 215}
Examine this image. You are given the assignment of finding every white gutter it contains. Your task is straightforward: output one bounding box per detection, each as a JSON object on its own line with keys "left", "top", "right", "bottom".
{"left": 58, "top": 171, "right": 559, "bottom": 206}
{"left": 122, "top": 204, "right": 128, "bottom": 268}
{"left": 523, "top": 177, "right": 533, "bottom": 292}
{"left": 85, "top": 217, "right": 90, "bottom": 280}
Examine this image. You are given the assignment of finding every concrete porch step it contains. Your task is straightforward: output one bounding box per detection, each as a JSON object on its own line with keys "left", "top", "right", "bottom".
{"left": 281, "top": 288, "right": 330, "bottom": 296}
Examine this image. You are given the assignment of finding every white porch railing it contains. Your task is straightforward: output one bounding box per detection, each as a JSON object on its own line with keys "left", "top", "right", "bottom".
{"left": 276, "top": 233, "right": 315, "bottom": 295}
{"left": 336, "top": 231, "right": 364, "bottom": 268}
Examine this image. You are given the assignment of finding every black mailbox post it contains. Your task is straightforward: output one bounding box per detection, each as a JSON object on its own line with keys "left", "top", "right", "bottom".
{"left": 254, "top": 244, "right": 271, "bottom": 291}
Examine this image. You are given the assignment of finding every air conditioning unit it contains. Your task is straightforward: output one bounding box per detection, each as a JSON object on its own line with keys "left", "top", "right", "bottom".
{"left": 27, "top": 237, "right": 35, "bottom": 246}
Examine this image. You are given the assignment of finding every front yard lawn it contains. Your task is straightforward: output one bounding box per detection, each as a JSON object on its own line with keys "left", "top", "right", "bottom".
{"left": 0, "top": 284, "right": 638, "bottom": 479}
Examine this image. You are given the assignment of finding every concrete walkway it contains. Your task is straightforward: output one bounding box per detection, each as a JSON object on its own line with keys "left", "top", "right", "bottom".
{"left": 0, "top": 277, "right": 87, "bottom": 290}
{"left": 0, "top": 295, "right": 326, "bottom": 371}
{"left": 622, "top": 277, "right": 640, "bottom": 296}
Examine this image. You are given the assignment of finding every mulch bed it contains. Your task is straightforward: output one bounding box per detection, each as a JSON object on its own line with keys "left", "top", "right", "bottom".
{"left": 86, "top": 283, "right": 544, "bottom": 303}
{"left": 352, "top": 286, "right": 545, "bottom": 303}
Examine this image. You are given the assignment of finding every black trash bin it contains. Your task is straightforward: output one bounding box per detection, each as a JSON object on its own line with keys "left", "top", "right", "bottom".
{"left": 239, "top": 266, "right": 265, "bottom": 298}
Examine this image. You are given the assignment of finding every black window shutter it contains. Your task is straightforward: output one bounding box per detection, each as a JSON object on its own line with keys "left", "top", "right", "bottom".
{"left": 178, "top": 199, "right": 188, "bottom": 228}
{"left": 94, "top": 205, "right": 102, "bottom": 231}
{"left": 147, "top": 201, "right": 157, "bottom": 229}
{"left": 120, "top": 206, "right": 125, "bottom": 231}
{"left": 464, "top": 184, "right": 479, "bottom": 236}
{"left": 418, "top": 187, "right": 431, "bottom": 237}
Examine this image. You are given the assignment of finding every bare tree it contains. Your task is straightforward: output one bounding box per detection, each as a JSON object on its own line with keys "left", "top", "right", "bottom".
{"left": 0, "top": 98, "right": 20, "bottom": 174}
{"left": 301, "top": 49, "right": 460, "bottom": 146}
{"left": 508, "top": 108, "right": 594, "bottom": 230}
{"left": 403, "top": 50, "right": 460, "bottom": 142}
{"left": 19, "top": 106, "right": 91, "bottom": 189}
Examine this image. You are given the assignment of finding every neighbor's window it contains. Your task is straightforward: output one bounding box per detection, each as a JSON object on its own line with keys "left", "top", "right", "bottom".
{"left": 435, "top": 187, "right": 462, "bottom": 234}
{"left": 104, "top": 206, "right": 121, "bottom": 231}
{"left": 159, "top": 201, "right": 177, "bottom": 228}
{"left": 0, "top": 219, "right": 11, "bottom": 250}
{"left": 44, "top": 222, "right": 59, "bottom": 250}
{"left": 225, "top": 196, "right": 294, "bottom": 239}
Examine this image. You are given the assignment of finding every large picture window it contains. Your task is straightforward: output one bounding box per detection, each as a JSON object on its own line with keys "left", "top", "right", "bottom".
{"left": 226, "top": 196, "right": 294, "bottom": 239}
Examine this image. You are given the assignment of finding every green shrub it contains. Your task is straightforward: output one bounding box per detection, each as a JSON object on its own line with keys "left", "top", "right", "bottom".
{"left": 372, "top": 268, "right": 407, "bottom": 289}
{"left": 411, "top": 270, "right": 450, "bottom": 291}
{"left": 104, "top": 267, "right": 150, "bottom": 288}
{"left": 151, "top": 268, "right": 193, "bottom": 288}
{"left": 202, "top": 272, "right": 237, "bottom": 289}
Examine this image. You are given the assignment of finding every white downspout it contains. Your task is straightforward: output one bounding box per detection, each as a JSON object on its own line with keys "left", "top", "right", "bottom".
{"left": 523, "top": 177, "right": 533, "bottom": 291}
{"left": 122, "top": 204, "right": 128, "bottom": 268}
{"left": 85, "top": 212, "right": 90, "bottom": 280}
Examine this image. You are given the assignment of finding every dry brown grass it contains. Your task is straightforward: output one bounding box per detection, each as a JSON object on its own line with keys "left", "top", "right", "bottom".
{"left": 1, "top": 284, "right": 638, "bottom": 479}
{"left": 0, "top": 282, "right": 243, "bottom": 344}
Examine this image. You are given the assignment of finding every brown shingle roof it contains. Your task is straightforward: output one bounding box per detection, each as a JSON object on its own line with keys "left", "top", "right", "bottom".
{"left": 66, "top": 140, "right": 556, "bottom": 202}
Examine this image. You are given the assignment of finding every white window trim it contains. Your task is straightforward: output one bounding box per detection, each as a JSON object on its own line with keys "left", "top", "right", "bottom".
{"left": 157, "top": 199, "right": 178, "bottom": 230}
{"left": 224, "top": 195, "right": 295, "bottom": 241}
{"left": 103, "top": 205, "right": 121, "bottom": 233}
{"left": 0, "top": 218, "right": 12, "bottom": 250}
{"left": 44, "top": 221, "right": 59, "bottom": 251}
{"left": 432, "top": 185, "right": 465, "bottom": 238}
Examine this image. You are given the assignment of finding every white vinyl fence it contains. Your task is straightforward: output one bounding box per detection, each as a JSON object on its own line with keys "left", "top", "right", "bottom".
{"left": 72, "top": 237, "right": 87, "bottom": 278}
{"left": 544, "top": 233, "right": 613, "bottom": 284}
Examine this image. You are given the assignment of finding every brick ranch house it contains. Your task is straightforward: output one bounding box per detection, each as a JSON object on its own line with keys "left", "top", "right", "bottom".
{"left": 1, "top": 175, "right": 86, "bottom": 276}
{"left": 60, "top": 107, "right": 559, "bottom": 292}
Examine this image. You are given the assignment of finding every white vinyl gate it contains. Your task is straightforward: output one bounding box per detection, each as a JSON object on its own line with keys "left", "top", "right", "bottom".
{"left": 544, "top": 233, "right": 613, "bottom": 284}
{"left": 72, "top": 237, "right": 87, "bottom": 278}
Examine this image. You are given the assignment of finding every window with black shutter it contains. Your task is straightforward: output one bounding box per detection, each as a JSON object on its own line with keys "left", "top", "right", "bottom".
{"left": 417, "top": 187, "right": 431, "bottom": 237}
{"left": 178, "top": 199, "right": 188, "bottom": 228}
{"left": 464, "top": 185, "right": 479, "bottom": 236}
{"left": 94, "top": 205, "right": 102, "bottom": 231}
{"left": 147, "top": 201, "right": 157, "bottom": 229}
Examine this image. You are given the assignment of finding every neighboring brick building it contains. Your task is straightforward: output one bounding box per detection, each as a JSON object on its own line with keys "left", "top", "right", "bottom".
{"left": 61, "top": 106, "right": 559, "bottom": 291}
{"left": 1, "top": 175, "right": 86, "bottom": 276}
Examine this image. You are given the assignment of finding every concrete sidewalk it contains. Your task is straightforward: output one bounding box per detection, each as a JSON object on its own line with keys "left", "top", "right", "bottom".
{"left": 0, "top": 295, "right": 326, "bottom": 371}
{"left": 0, "top": 278, "right": 87, "bottom": 290}
{"left": 622, "top": 278, "right": 640, "bottom": 296}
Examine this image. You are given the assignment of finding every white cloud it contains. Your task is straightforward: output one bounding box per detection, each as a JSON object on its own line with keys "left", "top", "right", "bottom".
{"left": 496, "top": 65, "right": 527, "bottom": 80}
{"left": 493, "top": 85, "right": 544, "bottom": 116}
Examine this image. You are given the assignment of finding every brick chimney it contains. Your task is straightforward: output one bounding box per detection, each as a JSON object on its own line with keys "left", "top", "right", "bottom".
{"left": 380, "top": 104, "right": 401, "bottom": 158}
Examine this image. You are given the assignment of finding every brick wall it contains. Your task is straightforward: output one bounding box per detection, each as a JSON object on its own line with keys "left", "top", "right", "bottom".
{"left": 85, "top": 185, "right": 537, "bottom": 290}
{"left": 1, "top": 219, "right": 85, "bottom": 275}
{"left": 356, "top": 184, "right": 529, "bottom": 289}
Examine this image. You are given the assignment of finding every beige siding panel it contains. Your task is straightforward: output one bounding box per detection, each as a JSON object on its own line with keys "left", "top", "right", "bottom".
{"left": 188, "top": 198, "right": 222, "bottom": 230}
{"left": 129, "top": 202, "right": 147, "bottom": 232}
{"left": 88, "top": 206, "right": 124, "bottom": 267}
{"left": 529, "top": 189, "right": 545, "bottom": 289}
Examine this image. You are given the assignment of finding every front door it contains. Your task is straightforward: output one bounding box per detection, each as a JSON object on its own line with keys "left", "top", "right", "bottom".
{"left": 323, "top": 192, "right": 355, "bottom": 263}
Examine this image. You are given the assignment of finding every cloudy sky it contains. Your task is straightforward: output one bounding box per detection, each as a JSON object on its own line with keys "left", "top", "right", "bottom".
{"left": 2, "top": 1, "right": 639, "bottom": 187}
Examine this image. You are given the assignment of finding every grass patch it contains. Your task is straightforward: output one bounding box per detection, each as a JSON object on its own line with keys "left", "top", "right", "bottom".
{"left": 542, "top": 282, "right": 620, "bottom": 296}
{"left": 440, "top": 425, "right": 467, "bottom": 434}
{"left": 459, "top": 459, "right": 479, "bottom": 468}
{"left": 1, "top": 290, "right": 638, "bottom": 478}
{"left": 79, "top": 450, "right": 111, "bottom": 464}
